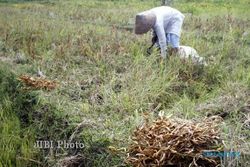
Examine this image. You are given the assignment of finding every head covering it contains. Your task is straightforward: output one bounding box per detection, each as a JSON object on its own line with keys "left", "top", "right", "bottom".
{"left": 134, "top": 11, "right": 156, "bottom": 34}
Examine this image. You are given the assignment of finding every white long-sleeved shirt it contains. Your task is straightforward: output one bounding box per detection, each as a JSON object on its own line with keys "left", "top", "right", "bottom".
{"left": 149, "top": 6, "right": 185, "bottom": 58}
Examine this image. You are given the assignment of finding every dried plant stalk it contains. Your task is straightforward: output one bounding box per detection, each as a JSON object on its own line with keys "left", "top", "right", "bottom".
{"left": 127, "top": 116, "right": 223, "bottom": 167}
{"left": 18, "top": 75, "right": 58, "bottom": 90}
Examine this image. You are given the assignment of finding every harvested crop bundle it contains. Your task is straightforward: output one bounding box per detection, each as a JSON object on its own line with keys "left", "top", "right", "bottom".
{"left": 127, "top": 116, "right": 223, "bottom": 167}
{"left": 18, "top": 75, "right": 58, "bottom": 90}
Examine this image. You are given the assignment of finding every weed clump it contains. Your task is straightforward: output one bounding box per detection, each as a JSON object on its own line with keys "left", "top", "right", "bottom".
{"left": 0, "top": 64, "right": 73, "bottom": 166}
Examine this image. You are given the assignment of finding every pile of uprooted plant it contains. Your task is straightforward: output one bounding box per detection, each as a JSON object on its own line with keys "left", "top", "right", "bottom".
{"left": 18, "top": 75, "right": 58, "bottom": 90}
{"left": 126, "top": 116, "right": 223, "bottom": 167}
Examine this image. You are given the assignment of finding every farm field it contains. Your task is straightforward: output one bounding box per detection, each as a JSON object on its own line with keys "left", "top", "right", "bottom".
{"left": 0, "top": 0, "right": 250, "bottom": 166}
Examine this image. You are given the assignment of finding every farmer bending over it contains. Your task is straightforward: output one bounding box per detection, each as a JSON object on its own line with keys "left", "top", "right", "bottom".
{"left": 134, "top": 6, "right": 185, "bottom": 58}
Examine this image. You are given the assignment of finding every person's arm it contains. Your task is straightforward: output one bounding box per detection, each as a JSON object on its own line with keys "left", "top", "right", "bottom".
{"left": 154, "top": 24, "right": 167, "bottom": 58}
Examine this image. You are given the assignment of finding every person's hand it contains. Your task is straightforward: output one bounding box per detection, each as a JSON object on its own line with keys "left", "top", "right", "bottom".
{"left": 160, "top": 47, "right": 167, "bottom": 59}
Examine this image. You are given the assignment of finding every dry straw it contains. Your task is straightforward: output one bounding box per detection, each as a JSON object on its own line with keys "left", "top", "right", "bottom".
{"left": 127, "top": 116, "right": 223, "bottom": 167}
{"left": 18, "top": 75, "right": 58, "bottom": 90}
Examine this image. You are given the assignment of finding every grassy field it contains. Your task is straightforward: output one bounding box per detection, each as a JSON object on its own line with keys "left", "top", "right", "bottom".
{"left": 0, "top": 0, "right": 249, "bottom": 166}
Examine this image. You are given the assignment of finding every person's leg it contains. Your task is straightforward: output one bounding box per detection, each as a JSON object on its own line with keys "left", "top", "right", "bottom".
{"left": 166, "top": 33, "right": 170, "bottom": 46}
{"left": 169, "top": 33, "right": 180, "bottom": 48}
{"left": 169, "top": 33, "right": 180, "bottom": 55}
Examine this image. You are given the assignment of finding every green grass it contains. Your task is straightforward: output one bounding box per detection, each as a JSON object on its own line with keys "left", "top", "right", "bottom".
{"left": 0, "top": 0, "right": 249, "bottom": 166}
